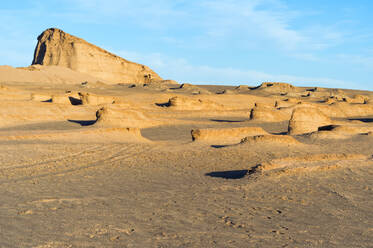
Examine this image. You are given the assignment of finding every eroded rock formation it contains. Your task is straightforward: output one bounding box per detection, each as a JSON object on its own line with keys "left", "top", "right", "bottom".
{"left": 32, "top": 28, "right": 162, "bottom": 84}
{"left": 288, "top": 106, "right": 332, "bottom": 135}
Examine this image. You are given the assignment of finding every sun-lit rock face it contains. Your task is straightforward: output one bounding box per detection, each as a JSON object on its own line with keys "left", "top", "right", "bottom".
{"left": 32, "top": 28, "right": 162, "bottom": 84}
{"left": 288, "top": 106, "right": 332, "bottom": 135}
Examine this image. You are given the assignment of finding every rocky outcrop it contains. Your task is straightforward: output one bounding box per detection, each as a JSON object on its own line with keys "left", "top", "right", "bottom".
{"left": 240, "top": 135, "right": 301, "bottom": 145}
{"left": 32, "top": 28, "right": 162, "bottom": 84}
{"left": 249, "top": 154, "right": 368, "bottom": 177}
{"left": 288, "top": 107, "right": 332, "bottom": 135}
{"left": 95, "top": 106, "right": 161, "bottom": 128}
{"left": 165, "top": 96, "right": 225, "bottom": 110}
{"left": 191, "top": 127, "right": 268, "bottom": 144}
{"left": 78, "top": 92, "right": 115, "bottom": 105}
{"left": 252, "top": 82, "right": 299, "bottom": 94}
{"left": 250, "top": 106, "right": 289, "bottom": 122}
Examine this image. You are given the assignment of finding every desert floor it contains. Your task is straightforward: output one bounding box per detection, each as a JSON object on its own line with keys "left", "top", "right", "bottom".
{"left": 0, "top": 81, "right": 372, "bottom": 248}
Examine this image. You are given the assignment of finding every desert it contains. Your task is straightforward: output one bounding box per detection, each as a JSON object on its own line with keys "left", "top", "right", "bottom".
{"left": 0, "top": 25, "right": 372, "bottom": 248}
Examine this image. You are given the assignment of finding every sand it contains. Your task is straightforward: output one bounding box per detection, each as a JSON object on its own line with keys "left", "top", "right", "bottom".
{"left": 0, "top": 76, "right": 371, "bottom": 248}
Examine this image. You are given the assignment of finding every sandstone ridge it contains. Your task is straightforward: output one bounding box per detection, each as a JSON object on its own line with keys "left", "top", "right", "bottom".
{"left": 32, "top": 28, "right": 162, "bottom": 84}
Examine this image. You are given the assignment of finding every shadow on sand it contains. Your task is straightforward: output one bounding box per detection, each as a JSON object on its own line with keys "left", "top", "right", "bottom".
{"left": 211, "top": 145, "right": 230, "bottom": 148}
{"left": 155, "top": 102, "right": 170, "bottom": 107}
{"left": 68, "top": 119, "right": 96, "bottom": 126}
{"left": 68, "top": 96, "right": 83, "bottom": 105}
{"left": 205, "top": 170, "right": 248, "bottom": 179}
{"left": 41, "top": 97, "right": 82, "bottom": 105}
{"left": 210, "top": 119, "right": 245, "bottom": 123}
{"left": 349, "top": 118, "right": 373, "bottom": 123}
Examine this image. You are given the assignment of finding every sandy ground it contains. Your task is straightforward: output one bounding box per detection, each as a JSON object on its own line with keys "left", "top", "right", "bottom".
{"left": 0, "top": 80, "right": 372, "bottom": 247}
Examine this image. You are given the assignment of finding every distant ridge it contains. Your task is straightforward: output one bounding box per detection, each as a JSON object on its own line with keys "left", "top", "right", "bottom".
{"left": 32, "top": 28, "right": 162, "bottom": 84}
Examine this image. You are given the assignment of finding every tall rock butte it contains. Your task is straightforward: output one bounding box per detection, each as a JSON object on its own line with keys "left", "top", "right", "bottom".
{"left": 32, "top": 28, "right": 162, "bottom": 84}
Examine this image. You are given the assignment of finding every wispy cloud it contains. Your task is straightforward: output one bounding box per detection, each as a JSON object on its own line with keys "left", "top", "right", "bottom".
{"left": 117, "top": 50, "right": 356, "bottom": 89}
{"left": 199, "top": 0, "right": 304, "bottom": 51}
{"left": 0, "top": 0, "right": 371, "bottom": 90}
{"left": 57, "top": 0, "right": 351, "bottom": 57}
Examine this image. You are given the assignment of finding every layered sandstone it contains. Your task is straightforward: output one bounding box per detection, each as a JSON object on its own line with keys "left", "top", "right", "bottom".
{"left": 32, "top": 28, "right": 162, "bottom": 84}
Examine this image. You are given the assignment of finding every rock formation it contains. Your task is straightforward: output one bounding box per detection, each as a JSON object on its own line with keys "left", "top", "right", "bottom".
{"left": 32, "top": 28, "right": 162, "bottom": 84}
{"left": 240, "top": 135, "right": 300, "bottom": 145}
{"left": 165, "top": 96, "right": 225, "bottom": 110}
{"left": 252, "top": 82, "right": 299, "bottom": 94}
{"left": 78, "top": 92, "right": 115, "bottom": 105}
{"left": 171, "top": 83, "right": 212, "bottom": 95}
{"left": 326, "top": 102, "right": 373, "bottom": 118}
{"left": 250, "top": 154, "right": 368, "bottom": 177}
{"left": 191, "top": 127, "right": 268, "bottom": 144}
{"left": 288, "top": 106, "right": 332, "bottom": 135}
{"left": 275, "top": 99, "right": 300, "bottom": 108}
{"left": 310, "top": 123, "right": 373, "bottom": 140}
{"left": 30, "top": 93, "right": 52, "bottom": 102}
{"left": 250, "top": 106, "right": 289, "bottom": 122}
{"left": 95, "top": 106, "right": 161, "bottom": 128}
{"left": 343, "top": 95, "right": 369, "bottom": 104}
{"left": 51, "top": 94, "right": 72, "bottom": 104}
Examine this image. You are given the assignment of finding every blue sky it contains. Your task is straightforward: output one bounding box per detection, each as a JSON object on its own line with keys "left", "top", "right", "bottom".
{"left": 1, "top": 0, "right": 373, "bottom": 90}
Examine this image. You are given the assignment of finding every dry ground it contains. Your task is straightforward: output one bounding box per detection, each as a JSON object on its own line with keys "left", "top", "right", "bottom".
{"left": 0, "top": 81, "right": 372, "bottom": 248}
